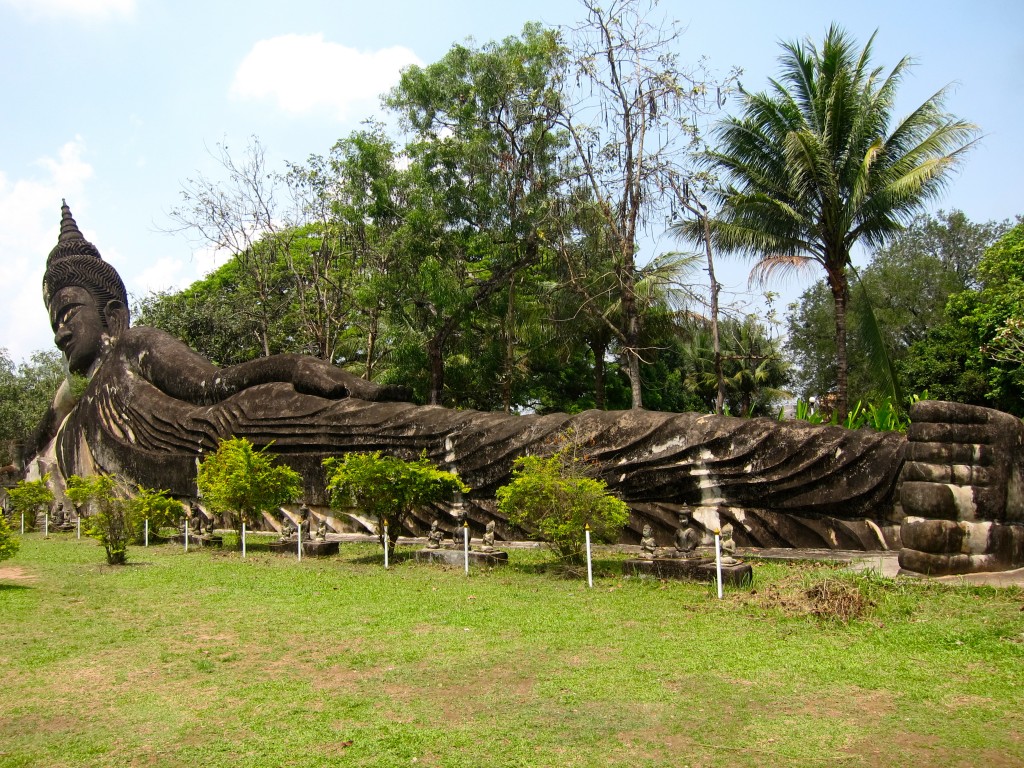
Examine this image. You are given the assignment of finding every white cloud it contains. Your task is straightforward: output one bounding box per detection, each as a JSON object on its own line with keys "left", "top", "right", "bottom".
{"left": 0, "top": 138, "right": 93, "bottom": 363}
{"left": 230, "top": 34, "right": 421, "bottom": 121}
{"left": 1, "top": 0, "right": 134, "bottom": 19}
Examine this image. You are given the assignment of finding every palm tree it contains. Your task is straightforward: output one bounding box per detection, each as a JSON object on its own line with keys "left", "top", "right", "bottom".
{"left": 693, "top": 25, "right": 977, "bottom": 417}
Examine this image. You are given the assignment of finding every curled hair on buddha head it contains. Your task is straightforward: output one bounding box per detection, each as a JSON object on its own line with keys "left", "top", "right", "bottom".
{"left": 42, "top": 200, "right": 129, "bottom": 331}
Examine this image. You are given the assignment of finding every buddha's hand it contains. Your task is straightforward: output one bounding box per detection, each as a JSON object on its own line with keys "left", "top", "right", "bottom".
{"left": 292, "top": 358, "right": 351, "bottom": 399}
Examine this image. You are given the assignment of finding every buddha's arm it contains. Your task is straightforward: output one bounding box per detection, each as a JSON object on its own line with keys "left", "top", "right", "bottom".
{"left": 25, "top": 379, "right": 77, "bottom": 457}
{"left": 120, "top": 327, "right": 390, "bottom": 403}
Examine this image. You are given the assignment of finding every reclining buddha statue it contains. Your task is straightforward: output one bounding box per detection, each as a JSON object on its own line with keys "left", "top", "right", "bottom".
{"left": 27, "top": 203, "right": 1024, "bottom": 575}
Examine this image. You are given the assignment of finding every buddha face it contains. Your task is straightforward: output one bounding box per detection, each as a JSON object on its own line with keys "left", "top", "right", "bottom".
{"left": 49, "top": 286, "right": 105, "bottom": 375}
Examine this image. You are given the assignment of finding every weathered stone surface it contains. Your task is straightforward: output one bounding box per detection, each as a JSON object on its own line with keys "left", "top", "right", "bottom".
{"left": 166, "top": 533, "right": 223, "bottom": 548}
{"left": 623, "top": 557, "right": 753, "bottom": 586}
{"left": 898, "top": 401, "right": 1024, "bottom": 574}
{"left": 414, "top": 549, "right": 508, "bottom": 567}
{"left": 24, "top": 203, "right": 1024, "bottom": 575}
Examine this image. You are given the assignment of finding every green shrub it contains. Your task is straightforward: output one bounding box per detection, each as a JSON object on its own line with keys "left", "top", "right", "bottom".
{"left": 324, "top": 451, "right": 468, "bottom": 557}
{"left": 67, "top": 475, "right": 183, "bottom": 564}
{"left": 7, "top": 475, "right": 54, "bottom": 531}
{"left": 196, "top": 437, "right": 302, "bottom": 546}
{"left": 0, "top": 508, "right": 19, "bottom": 561}
{"left": 496, "top": 436, "right": 629, "bottom": 564}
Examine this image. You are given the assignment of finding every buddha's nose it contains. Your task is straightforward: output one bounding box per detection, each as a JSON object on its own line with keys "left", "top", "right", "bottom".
{"left": 55, "top": 326, "right": 71, "bottom": 350}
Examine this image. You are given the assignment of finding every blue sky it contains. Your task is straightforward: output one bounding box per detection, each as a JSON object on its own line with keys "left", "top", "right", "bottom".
{"left": 2, "top": 0, "right": 1021, "bottom": 364}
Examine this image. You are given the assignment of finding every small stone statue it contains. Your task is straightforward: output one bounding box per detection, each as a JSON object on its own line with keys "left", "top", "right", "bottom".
{"left": 190, "top": 502, "right": 205, "bottom": 536}
{"left": 719, "top": 523, "right": 739, "bottom": 565}
{"left": 315, "top": 518, "right": 328, "bottom": 541}
{"left": 53, "top": 502, "right": 65, "bottom": 527}
{"left": 448, "top": 512, "right": 465, "bottom": 549}
{"left": 279, "top": 517, "right": 296, "bottom": 540}
{"left": 426, "top": 519, "right": 444, "bottom": 549}
{"left": 479, "top": 520, "right": 496, "bottom": 553}
{"left": 674, "top": 511, "right": 701, "bottom": 558}
{"left": 639, "top": 524, "right": 657, "bottom": 560}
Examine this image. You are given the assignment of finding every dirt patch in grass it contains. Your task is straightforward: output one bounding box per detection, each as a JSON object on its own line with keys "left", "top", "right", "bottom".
{"left": 0, "top": 566, "right": 36, "bottom": 583}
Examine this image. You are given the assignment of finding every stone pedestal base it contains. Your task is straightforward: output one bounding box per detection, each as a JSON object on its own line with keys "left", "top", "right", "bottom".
{"left": 623, "top": 556, "right": 753, "bottom": 586}
{"left": 414, "top": 548, "right": 508, "bottom": 567}
{"left": 268, "top": 539, "right": 340, "bottom": 557}
{"left": 899, "top": 519, "right": 1024, "bottom": 575}
{"left": 168, "top": 534, "right": 223, "bottom": 548}
{"left": 302, "top": 540, "right": 339, "bottom": 557}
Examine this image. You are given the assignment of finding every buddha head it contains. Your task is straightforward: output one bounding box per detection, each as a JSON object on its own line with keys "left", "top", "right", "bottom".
{"left": 43, "top": 202, "right": 129, "bottom": 375}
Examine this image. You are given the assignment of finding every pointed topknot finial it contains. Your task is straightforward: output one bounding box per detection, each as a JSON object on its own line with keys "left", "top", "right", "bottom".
{"left": 58, "top": 200, "right": 84, "bottom": 244}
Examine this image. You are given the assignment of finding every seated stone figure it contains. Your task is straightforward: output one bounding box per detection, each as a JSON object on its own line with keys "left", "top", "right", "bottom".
{"left": 27, "top": 203, "right": 1024, "bottom": 574}
{"left": 673, "top": 511, "right": 701, "bottom": 558}
{"left": 425, "top": 519, "right": 444, "bottom": 549}
{"left": 718, "top": 524, "right": 739, "bottom": 565}
{"left": 479, "top": 520, "right": 496, "bottom": 553}
{"left": 638, "top": 524, "right": 657, "bottom": 560}
{"left": 315, "top": 518, "right": 328, "bottom": 541}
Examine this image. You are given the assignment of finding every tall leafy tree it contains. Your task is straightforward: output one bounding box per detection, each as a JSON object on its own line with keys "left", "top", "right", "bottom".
{"left": 903, "top": 221, "right": 1024, "bottom": 414}
{"left": 786, "top": 211, "right": 1010, "bottom": 404}
{"left": 554, "top": 0, "right": 734, "bottom": 408}
{"left": 701, "top": 25, "right": 978, "bottom": 416}
{"left": 0, "top": 349, "right": 66, "bottom": 465}
{"left": 386, "top": 24, "right": 567, "bottom": 406}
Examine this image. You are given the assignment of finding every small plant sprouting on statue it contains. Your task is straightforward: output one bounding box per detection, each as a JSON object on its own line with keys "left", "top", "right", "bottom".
{"left": 195, "top": 437, "right": 303, "bottom": 548}
{"left": 496, "top": 431, "right": 629, "bottom": 567}
{"left": 323, "top": 451, "right": 469, "bottom": 559}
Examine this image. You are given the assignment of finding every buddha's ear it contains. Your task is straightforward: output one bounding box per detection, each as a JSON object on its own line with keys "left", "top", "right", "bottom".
{"left": 104, "top": 300, "right": 130, "bottom": 337}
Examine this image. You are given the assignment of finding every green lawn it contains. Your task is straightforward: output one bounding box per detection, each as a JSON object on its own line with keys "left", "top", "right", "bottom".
{"left": 1, "top": 534, "right": 1021, "bottom": 767}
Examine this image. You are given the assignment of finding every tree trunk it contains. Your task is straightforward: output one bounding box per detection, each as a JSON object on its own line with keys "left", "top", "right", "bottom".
{"left": 590, "top": 338, "right": 607, "bottom": 410}
{"left": 702, "top": 215, "right": 726, "bottom": 416}
{"left": 621, "top": 280, "right": 643, "bottom": 409}
{"left": 830, "top": 276, "right": 849, "bottom": 420}
{"left": 427, "top": 335, "right": 445, "bottom": 406}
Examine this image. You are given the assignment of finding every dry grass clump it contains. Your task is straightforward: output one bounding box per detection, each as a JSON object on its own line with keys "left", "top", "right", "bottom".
{"left": 753, "top": 574, "right": 872, "bottom": 622}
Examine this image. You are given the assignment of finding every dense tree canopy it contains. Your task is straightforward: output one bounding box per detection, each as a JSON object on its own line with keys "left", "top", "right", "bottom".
{"left": 701, "top": 25, "right": 978, "bottom": 417}
{"left": 786, "top": 211, "right": 1011, "bottom": 406}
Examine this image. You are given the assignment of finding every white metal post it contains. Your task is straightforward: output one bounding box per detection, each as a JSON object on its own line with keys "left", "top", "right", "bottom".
{"left": 585, "top": 524, "right": 593, "bottom": 588}
{"left": 144, "top": 518, "right": 149, "bottom": 547}
{"left": 185, "top": 519, "right": 189, "bottom": 553}
{"left": 76, "top": 515, "right": 80, "bottom": 539}
{"left": 44, "top": 513, "right": 48, "bottom": 537}
{"left": 297, "top": 522, "right": 302, "bottom": 562}
{"left": 383, "top": 520, "right": 389, "bottom": 569}
{"left": 714, "top": 530, "right": 723, "bottom": 600}
{"left": 242, "top": 522, "right": 246, "bottom": 558}
{"left": 21, "top": 512, "right": 24, "bottom": 535}
{"left": 463, "top": 521, "right": 469, "bottom": 575}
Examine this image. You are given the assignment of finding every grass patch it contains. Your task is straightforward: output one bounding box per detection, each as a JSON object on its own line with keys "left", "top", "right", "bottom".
{"left": 1, "top": 535, "right": 1021, "bottom": 767}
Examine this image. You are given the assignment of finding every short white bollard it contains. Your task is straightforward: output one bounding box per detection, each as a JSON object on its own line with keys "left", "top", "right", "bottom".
{"left": 44, "top": 513, "right": 49, "bottom": 537}
{"left": 383, "top": 520, "right": 389, "bottom": 569}
{"left": 144, "top": 518, "right": 149, "bottom": 547}
{"left": 463, "top": 521, "right": 470, "bottom": 575}
{"left": 585, "top": 524, "right": 593, "bottom": 588}
{"left": 21, "top": 512, "right": 24, "bottom": 535}
{"left": 76, "top": 516, "right": 80, "bottom": 539}
{"left": 242, "top": 522, "right": 247, "bottom": 559}
{"left": 714, "top": 529, "right": 723, "bottom": 600}
{"left": 297, "top": 523, "right": 303, "bottom": 562}
{"left": 184, "top": 519, "right": 190, "bottom": 553}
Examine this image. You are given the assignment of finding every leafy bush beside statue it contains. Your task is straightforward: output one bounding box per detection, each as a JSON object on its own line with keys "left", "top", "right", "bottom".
{"left": 324, "top": 451, "right": 468, "bottom": 557}
{"left": 496, "top": 435, "right": 629, "bottom": 565}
